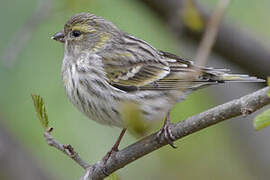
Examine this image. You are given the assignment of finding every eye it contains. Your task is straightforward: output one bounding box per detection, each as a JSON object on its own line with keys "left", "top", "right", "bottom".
{"left": 71, "top": 30, "right": 82, "bottom": 37}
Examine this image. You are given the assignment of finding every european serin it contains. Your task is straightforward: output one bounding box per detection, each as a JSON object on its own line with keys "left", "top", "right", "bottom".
{"left": 52, "top": 12, "right": 263, "bottom": 157}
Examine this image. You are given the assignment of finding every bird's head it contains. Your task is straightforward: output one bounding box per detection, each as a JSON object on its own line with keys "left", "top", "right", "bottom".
{"left": 52, "top": 13, "right": 120, "bottom": 53}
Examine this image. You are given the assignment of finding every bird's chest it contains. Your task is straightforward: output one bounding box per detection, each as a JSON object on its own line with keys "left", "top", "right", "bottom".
{"left": 61, "top": 58, "right": 123, "bottom": 127}
{"left": 62, "top": 63, "right": 84, "bottom": 110}
{"left": 61, "top": 54, "right": 104, "bottom": 106}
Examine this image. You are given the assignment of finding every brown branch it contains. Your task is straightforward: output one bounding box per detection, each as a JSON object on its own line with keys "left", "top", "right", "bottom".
{"left": 81, "top": 87, "right": 269, "bottom": 180}
{"left": 44, "top": 128, "right": 90, "bottom": 169}
{"left": 140, "top": 0, "right": 270, "bottom": 78}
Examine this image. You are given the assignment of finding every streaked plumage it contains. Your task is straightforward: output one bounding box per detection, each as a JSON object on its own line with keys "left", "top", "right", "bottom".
{"left": 54, "top": 13, "right": 263, "bottom": 128}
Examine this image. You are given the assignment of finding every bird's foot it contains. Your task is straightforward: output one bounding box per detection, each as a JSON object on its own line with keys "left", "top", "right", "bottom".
{"left": 101, "top": 146, "right": 118, "bottom": 176}
{"left": 102, "top": 145, "right": 118, "bottom": 165}
{"left": 157, "top": 113, "right": 177, "bottom": 148}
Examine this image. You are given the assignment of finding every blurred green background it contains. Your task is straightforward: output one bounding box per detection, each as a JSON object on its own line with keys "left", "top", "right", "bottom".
{"left": 0, "top": 0, "right": 269, "bottom": 179}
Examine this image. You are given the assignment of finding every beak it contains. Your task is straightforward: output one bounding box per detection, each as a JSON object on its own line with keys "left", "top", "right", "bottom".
{"left": 51, "top": 31, "right": 65, "bottom": 43}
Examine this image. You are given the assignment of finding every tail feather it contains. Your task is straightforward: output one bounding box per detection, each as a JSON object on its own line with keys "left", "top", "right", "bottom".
{"left": 205, "top": 70, "right": 265, "bottom": 83}
{"left": 160, "top": 51, "right": 265, "bottom": 89}
{"left": 220, "top": 74, "right": 265, "bottom": 82}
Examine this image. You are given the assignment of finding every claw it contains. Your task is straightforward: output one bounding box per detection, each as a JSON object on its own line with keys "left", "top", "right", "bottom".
{"left": 101, "top": 147, "right": 118, "bottom": 176}
{"left": 102, "top": 146, "right": 118, "bottom": 165}
{"left": 157, "top": 113, "right": 177, "bottom": 148}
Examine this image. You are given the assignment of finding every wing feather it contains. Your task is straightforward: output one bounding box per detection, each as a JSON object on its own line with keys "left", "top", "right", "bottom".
{"left": 101, "top": 36, "right": 226, "bottom": 92}
{"left": 101, "top": 34, "right": 172, "bottom": 88}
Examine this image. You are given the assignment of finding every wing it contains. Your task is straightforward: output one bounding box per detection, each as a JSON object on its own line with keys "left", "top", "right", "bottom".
{"left": 101, "top": 34, "right": 227, "bottom": 92}
{"left": 101, "top": 34, "right": 171, "bottom": 90}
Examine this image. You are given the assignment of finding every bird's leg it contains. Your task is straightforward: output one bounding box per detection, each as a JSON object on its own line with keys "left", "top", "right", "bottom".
{"left": 102, "top": 128, "right": 127, "bottom": 165}
{"left": 157, "top": 112, "right": 177, "bottom": 148}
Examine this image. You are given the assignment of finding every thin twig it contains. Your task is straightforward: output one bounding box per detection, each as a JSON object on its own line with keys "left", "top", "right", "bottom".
{"left": 84, "top": 87, "right": 269, "bottom": 180}
{"left": 195, "top": 0, "right": 231, "bottom": 67}
{"left": 44, "top": 128, "right": 90, "bottom": 169}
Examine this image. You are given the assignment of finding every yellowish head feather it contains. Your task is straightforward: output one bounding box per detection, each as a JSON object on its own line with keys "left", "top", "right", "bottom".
{"left": 71, "top": 24, "right": 96, "bottom": 33}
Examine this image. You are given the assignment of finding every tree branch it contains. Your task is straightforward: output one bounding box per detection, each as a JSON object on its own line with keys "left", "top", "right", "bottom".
{"left": 44, "top": 128, "right": 90, "bottom": 169}
{"left": 81, "top": 87, "right": 269, "bottom": 180}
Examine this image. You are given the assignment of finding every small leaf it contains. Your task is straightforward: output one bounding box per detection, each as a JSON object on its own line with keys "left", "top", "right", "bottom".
{"left": 267, "top": 77, "right": 270, "bottom": 97}
{"left": 105, "top": 173, "right": 120, "bottom": 180}
{"left": 254, "top": 109, "right": 270, "bottom": 131}
{"left": 31, "top": 94, "right": 49, "bottom": 129}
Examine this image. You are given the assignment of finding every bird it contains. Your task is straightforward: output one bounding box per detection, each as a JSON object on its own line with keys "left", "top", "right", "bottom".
{"left": 52, "top": 12, "right": 264, "bottom": 162}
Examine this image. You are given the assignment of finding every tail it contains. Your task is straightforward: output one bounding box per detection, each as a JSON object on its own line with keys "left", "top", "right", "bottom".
{"left": 160, "top": 51, "right": 265, "bottom": 84}
{"left": 202, "top": 68, "right": 265, "bottom": 83}
{"left": 185, "top": 68, "right": 265, "bottom": 90}
{"left": 218, "top": 73, "right": 265, "bottom": 82}
{"left": 159, "top": 51, "right": 265, "bottom": 91}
